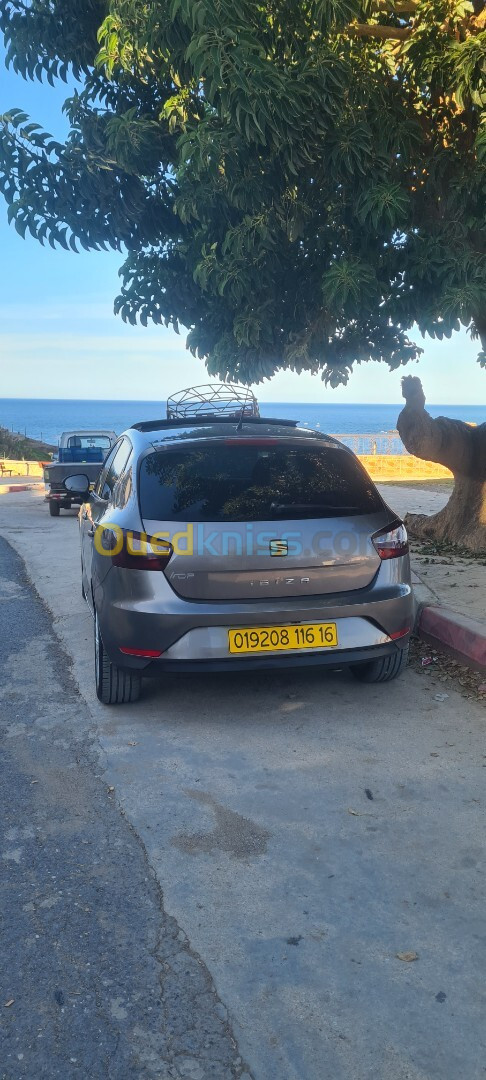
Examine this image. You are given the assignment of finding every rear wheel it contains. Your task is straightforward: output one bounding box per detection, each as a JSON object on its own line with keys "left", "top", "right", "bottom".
{"left": 94, "top": 609, "right": 141, "bottom": 705}
{"left": 49, "top": 500, "right": 60, "bottom": 516}
{"left": 350, "top": 645, "right": 409, "bottom": 684}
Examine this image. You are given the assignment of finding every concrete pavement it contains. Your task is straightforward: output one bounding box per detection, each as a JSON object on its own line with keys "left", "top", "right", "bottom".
{"left": 377, "top": 483, "right": 450, "bottom": 521}
{"left": 0, "top": 489, "right": 485, "bottom": 1080}
{"left": 0, "top": 535, "right": 248, "bottom": 1080}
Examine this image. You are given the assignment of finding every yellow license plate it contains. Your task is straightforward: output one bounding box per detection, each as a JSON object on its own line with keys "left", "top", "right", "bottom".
{"left": 228, "top": 622, "right": 338, "bottom": 654}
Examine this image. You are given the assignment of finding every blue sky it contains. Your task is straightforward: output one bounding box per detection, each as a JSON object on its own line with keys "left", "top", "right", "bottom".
{"left": 0, "top": 45, "right": 483, "bottom": 404}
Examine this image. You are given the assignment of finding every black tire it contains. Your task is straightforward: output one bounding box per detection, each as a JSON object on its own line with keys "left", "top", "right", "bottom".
{"left": 49, "top": 500, "right": 60, "bottom": 516}
{"left": 94, "top": 610, "right": 141, "bottom": 705}
{"left": 80, "top": 549, "right": 86, "bottom": 600}
{"left": 350, "top": 645, "right": 409, "bottom": 684}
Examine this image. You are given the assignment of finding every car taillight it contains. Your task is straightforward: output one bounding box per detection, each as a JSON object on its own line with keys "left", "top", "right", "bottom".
{"left": 119, "top": 647, "right": 162, "bottom": 657}
{"left": 99, "top": 528, "right": 173, "bottom": 571}
{"left": 372, "top": 522, "right": 409, "bottom": 560}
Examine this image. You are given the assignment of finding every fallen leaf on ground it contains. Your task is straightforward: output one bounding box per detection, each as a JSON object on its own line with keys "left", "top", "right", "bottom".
{"left": 280, "top": 701, "right": 306, "bottom": 713}
{"left": 107, "top": 786, "right": 115, "bottom": 793}
{"left": 410, "top": 637, "right": 486, "bottom": 706}
{"left": 396, "top": 951, "right": 418, "bottom": 962}
{"left": 3, "top": 999, "right": 14, "bottom": 1007}
{"left": 348, "top": 808, "right": 360, "bottom": 816}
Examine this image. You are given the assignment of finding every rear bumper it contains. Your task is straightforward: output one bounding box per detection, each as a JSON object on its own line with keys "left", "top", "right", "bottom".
{"left": 156, "top": 615, "right": 399, "bottom": 660}
{"left": 46, "top": 492, "right": 82, "bottom": 504}
{"left": 93, "top": 549, "right": 413, "bottom": 671}
{"left": 98, "top": 572, "right": 413, "bottom": 667}
{"left": 99, "top": 604, "right": 411, "bottom": 670}
{"left": 140, "top": 639, "right": 408, "bottom": 676}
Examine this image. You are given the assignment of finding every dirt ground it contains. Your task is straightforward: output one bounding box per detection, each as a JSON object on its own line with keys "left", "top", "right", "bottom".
{"left": 410, "top": 636, "right": 486, "bottom": 707}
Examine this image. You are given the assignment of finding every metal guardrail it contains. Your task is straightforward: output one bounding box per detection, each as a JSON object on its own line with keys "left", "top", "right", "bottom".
{"left": 330, "top": 432, "right": 406, "bottom": 455}
{"left": 329, "top": 434, "right": 453, "bottom": 478}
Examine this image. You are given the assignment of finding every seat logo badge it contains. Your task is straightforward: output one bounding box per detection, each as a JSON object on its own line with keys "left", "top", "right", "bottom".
{"left": 270, "top": 539, "right": 288, "bottom": 557}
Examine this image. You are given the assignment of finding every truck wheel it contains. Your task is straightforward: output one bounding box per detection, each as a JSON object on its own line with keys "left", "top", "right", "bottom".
{"left": 350, "top": 645, "right": 409, "bottom": 684}
{"left": 94, "top": 610, "right": 141, "bottom": 705}
{"left": 49, "top": 501, "right": 60, "bottom": 517}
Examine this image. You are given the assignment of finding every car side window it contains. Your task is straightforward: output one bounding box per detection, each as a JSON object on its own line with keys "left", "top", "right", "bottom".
{"left": 94, "top": 442, "right": 121, "bottom": 499}
{"left": 99, "top": 438, "right": 132, "bottom": 504}
{"left": 114, "top": 460, "right": 133, "bottom": 509}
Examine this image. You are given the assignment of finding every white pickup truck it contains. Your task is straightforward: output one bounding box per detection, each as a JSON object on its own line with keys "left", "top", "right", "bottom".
{"left": 44, "top": 430, "right": 116, "bottom": 516}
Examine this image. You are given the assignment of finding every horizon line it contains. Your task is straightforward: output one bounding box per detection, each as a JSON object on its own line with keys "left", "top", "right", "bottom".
{"left": 0, "top": 397, "right": 483, "bottom": 407}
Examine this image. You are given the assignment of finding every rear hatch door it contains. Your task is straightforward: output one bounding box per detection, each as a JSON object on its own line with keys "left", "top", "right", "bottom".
{"left": 140, "top": 437, "right": 386, "bottom": 600}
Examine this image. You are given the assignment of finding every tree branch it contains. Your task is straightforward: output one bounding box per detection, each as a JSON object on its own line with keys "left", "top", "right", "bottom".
{"left": 473, "top": 313, "right": 486, "bottom": 353}
{"left": 397, "top": 376, "right": 474, "bottom": 475}
{"left": 348, "top": 4, "right": 486, "bottom": 39}
{"left": 348, "top": 23, "right": 413, "bottom": 39}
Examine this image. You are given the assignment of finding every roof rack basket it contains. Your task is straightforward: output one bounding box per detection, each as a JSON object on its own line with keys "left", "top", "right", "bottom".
{"left": 166, "top": 383, "right": 260, "bottom": 422}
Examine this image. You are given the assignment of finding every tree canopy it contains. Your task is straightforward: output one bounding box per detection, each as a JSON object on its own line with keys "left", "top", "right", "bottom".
{"left": 0, "top": 0, "right": 485, "bottom": 385}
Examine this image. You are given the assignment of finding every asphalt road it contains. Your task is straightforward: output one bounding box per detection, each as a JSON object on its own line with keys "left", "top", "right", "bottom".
{"left": 0, "top": 490, "right": 485, "bottom": 1080}
{"left": 0, "top": 537, "right": 250, "bottom": 1080}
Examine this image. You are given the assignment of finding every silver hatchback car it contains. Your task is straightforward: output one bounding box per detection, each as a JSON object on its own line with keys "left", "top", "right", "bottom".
{"left": 67, "top": 416, "right": 413, "bottom": 704}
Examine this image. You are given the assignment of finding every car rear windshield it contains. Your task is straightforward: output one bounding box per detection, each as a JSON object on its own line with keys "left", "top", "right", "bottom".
{"left": 67, "top": 435, "right": 112, "bottom": 449}
{"left": 139, "top": 442, "right": 383, "bottom": 522}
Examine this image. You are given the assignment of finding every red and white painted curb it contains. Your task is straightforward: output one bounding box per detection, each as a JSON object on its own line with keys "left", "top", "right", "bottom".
{"left": 0, "top": 482, "right": 40, "bottom": 494}
{"left": 417, "top": 604, "right": 486, "bottom": 673}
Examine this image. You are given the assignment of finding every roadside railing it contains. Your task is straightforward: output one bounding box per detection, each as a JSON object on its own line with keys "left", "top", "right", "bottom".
{"left": 330, "top": 432, "right": 405, "bottom": 455}
{"left": 329, "top": 432, "right": 452, "bottom": 480}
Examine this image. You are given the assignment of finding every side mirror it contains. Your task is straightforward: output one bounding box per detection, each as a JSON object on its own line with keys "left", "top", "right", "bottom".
{"left": 64, "top": 474, "right": 90, "bottom": 494}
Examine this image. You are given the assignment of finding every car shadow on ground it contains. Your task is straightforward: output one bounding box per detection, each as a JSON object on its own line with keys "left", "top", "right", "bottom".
{"left": 140, "top": 661, "right": 349, "bottom": 700}
{"left": 115, "top": 661, "right": 405, "bottom": 736}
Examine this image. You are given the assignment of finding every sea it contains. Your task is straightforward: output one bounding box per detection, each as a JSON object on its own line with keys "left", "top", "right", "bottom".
{"left": 1, "top": 398, "right": 484, "bottom": 450}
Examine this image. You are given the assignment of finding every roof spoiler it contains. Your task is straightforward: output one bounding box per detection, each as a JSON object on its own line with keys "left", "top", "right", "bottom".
{"left": 132, "top": 416, "right": 299, "bottom": 433}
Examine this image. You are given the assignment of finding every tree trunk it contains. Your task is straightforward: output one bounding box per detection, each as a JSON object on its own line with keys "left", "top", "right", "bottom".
{"left": 474, "top": 312, "right": 486, "bottom": 355}
{"left": 397, "top": 376, "right": 486, "bottom": 553}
